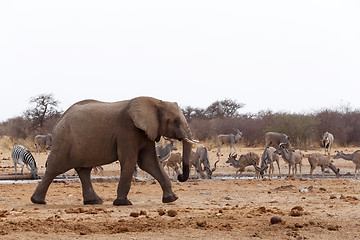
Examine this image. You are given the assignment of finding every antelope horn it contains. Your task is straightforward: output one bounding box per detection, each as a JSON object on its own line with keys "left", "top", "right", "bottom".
{"left": 211, "top": 160, "right": 220, "bottom": 172}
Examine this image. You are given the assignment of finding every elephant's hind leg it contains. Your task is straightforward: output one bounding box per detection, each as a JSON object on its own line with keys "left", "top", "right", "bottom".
{"left": 75, "top": 167, "right": 103, "bottom": 205}
{"left": 113, "top": 155, "right": 138, "bottom": 206}
{"left": 31, "top": 167, "right": 66, "bottom": 204}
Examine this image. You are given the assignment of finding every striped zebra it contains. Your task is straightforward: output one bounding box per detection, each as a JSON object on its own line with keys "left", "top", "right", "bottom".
{"left": 11, "top": 145, "right": 38, "bottom": 179}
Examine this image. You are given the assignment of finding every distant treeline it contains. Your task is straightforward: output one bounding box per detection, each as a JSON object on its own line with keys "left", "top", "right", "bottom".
{"left": 1, "top": 96, "right": 360, "bottom": 148}
{"left": 182, "top": 100, "right": 360, "bottom": 148}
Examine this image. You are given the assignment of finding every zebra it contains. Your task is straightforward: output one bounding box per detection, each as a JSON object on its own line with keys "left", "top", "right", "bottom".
{"left": 11, "top": 145, "right": 38, "bottom": 179}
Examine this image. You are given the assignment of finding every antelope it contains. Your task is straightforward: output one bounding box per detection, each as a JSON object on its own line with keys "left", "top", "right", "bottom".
{"left": 226, "top": 152, "right": 260, "bottom": 179}
{"left": 34, "top": 134, "right": 52, "bottom": 154}
{"left": 333, "top": 150, "right": 360, "bottom": 179}
{"left": 275, "top": 142, "right": 302, "bottom": 178}
{"left": 307, "top": 153, "right": 340, "bottom": 179}
{"left": 261, "top": 132, "right": 291, "bottom": 165}
{"left": 190, "top": 146, "right": 219, "bottom": 179}
{"left": 258, "top": 147, "right": 281, "bottom": 178}
{"left": 163, "top": 152, "right": 182, "bottom": 177}
{"left": 164, "top": 146, "right": 219, "bottom": 179}
{"left": 156, "top": 140, "right": 177, "bottom": 164}
{"left": 217, "top": 129, "right": 242, "bottom": 155}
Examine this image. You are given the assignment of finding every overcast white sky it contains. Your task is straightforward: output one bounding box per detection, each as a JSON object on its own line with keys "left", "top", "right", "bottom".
{"left": 1, "top": 1, "right": 359, "bottom": 121}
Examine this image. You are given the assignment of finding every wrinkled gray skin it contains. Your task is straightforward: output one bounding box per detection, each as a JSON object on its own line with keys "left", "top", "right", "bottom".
{"left": 34, "top": 134, "right": 52, "bottom": 154}
{"left": 31, "top": 97, "right": 193, "bottom": 206}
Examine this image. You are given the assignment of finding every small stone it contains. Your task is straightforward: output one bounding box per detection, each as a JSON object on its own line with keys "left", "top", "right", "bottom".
{"left": 330, "top": 194, "right": 337, "bottom": 199}
{"left": 270, "top": 216, "right": 282, "bottom": 224}
{"left": 167, "top": 209, "right": 177, "bottom": 217}
{"left": 196, "top": 219, "right": 207, "bottom": 227}
{"left": 130, "top": 212, "right": 139, "bottom": 217}
{"left": 158, "top": 209, "right": 166, "bottom": 216}
{"left": 289, "top": 206, "right": 304, "bottom": 217}
{"left": 328, "top": 225, "right": 339, "bottom": 231}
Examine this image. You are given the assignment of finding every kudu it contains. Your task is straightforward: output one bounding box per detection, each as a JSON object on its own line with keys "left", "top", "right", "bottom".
{"left": 156, "top": 139, "right": 178, "bottom": 164}
{"left": 333, "top": 150, "right": 360, "bottom": 179}
{"left": 216, "top": 129, "right": 242, "bottom": 155}
{"left": 226, "top": 152, "right": 260, "bottom": 179}
{"left": 307, "top": 153, "right": 340, "bottom": 179}
{"left": 258, "top": 147, "right": 281, "bottom": 178}
{"left": 190, "top": 146, "right": 219, "bottom": 179}
{"left": 275, "top": 142, "right": 303, "bottom": 178}
{"left": 34, "top": 134, "right": 52, "bottom": 154}
{"left": 261, "top": 132, "right": 291, "bottom": 165}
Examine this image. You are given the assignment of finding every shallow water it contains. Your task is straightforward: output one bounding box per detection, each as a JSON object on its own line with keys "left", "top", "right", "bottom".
{"left": 0, "top": 173, "right": 356, "bottom": 184}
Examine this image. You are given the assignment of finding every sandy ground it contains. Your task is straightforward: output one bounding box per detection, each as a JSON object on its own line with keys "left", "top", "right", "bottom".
{"left": 1, "top": 145, "right": 360, "bottom": 239}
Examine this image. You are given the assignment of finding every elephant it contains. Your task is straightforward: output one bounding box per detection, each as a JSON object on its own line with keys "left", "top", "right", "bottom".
{"left": 31, "top": 96, "right": 195, "bottom": 206}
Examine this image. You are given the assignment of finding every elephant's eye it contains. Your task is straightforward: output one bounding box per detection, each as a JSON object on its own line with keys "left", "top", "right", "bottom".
{"left": 174, "top": 118, "right": 180, "bottom": 127}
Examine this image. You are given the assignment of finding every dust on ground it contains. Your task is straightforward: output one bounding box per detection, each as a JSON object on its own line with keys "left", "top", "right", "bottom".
{"left": 1, "top": 146, "right": 360, "bottom": 239}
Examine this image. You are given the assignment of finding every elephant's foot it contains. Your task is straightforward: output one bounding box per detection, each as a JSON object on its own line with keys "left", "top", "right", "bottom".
{"left": 31, "top": 195, "right": 46, "bottom": 205}
{"left": 162, "top": 193, "right": 178, "bottom": 203}
{"left": 113, "top": 198, "right": 132, "bottom": 206}
{"left": 84, "top": 198, "right": 103, "bottom": 205}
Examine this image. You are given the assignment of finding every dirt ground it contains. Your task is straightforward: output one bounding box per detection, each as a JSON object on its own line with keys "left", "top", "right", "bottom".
{"left": 1, "top": 145, "right": 360, "bottom": 239}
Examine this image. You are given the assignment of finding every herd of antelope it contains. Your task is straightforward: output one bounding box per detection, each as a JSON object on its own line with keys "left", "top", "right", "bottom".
{"left": 157, "top": 130, "right": 360, "bottom": 180}
{"left": 30, "top": 130, "right": 360, "bottom": 180}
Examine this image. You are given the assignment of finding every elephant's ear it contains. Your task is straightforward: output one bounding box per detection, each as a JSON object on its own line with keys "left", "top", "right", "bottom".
{"left": 129, "top": 97, "right": 160, "bottom": 142}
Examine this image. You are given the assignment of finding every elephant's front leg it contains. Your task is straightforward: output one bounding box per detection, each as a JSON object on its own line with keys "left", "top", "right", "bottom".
{"left": 75, "top": 167, "right": 103, "bottom": 205}
{"left": 137, "top": 145, "right": 178, "bottom": 203}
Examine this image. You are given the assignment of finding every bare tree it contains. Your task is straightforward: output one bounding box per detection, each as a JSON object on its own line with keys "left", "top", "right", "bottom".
{"left": 205, "top": 99, "right": 244, "bottom": 119}
{"left": 23, "top": 94, "right": 62, "bottom": 132}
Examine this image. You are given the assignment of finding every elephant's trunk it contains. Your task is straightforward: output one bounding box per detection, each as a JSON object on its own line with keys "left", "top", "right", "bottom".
{"left": 178, "top": 139, "right": 192, "bottom": 182}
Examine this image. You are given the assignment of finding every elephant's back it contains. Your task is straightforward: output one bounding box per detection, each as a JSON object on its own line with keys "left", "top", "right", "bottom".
{"left": 53, "top": 99, "right": 129, "bottom": 137}
{"left": 59, "top": 100, "right": 128, "bottom": 120}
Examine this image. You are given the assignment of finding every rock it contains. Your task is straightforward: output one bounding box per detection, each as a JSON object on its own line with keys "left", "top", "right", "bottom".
{"left": 328, "top": 225, "right": 340, "bottom": 231}
{"left": 289, "top": 206, "right": 304, "bottom": 217}
{"left": 130, "top": 212, "right": 139, "bottom": 217}
{"left": 224, "top": 195, "right": 231, "bottom": 200}
{"left": 330, "top": 194, "right": 337, "bottom": 199}
{"left": 196, "top": 219, "right": 207, "bottom": 227}
{"left": 270, "top": 216, "right": 282, "bottom": 224}
{"left": 167, "top": 209, "right": 177, "bottom": 217}
{"left": 158, "top": 209, "right": 166, "bottom": 216}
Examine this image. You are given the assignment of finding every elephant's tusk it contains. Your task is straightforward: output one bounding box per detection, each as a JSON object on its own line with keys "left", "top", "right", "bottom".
{"left": 183, "top": 138, "right": 199, "bottom": 144}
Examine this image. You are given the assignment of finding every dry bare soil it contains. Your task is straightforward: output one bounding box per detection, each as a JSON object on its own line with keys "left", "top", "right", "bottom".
{"left": 1, "top": 145, "right": 360, "bottom": 239}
